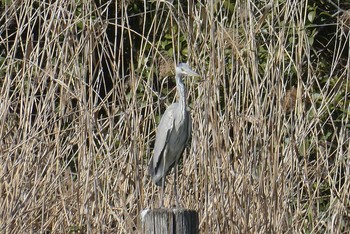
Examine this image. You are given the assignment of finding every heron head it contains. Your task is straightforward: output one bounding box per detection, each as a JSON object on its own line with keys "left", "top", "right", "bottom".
{"left": 176, "top": 63, "right": 199, "bottom": 77}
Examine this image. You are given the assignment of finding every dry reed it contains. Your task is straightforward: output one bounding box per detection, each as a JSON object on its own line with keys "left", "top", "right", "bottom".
{"left": 0, "top": 0, "right": 349, "bottom": 233}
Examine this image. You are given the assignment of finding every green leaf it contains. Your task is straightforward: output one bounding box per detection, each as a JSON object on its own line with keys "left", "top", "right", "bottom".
{"left": 308, "top": 10, "right": 316, "bottom": 23}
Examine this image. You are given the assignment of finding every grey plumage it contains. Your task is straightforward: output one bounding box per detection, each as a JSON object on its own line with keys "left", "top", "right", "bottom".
{"left": 148, "top": 63, "right": 199, "bottom": 186}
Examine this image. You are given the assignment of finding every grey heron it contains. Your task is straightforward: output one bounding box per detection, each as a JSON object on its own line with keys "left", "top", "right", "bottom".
{"left": 148, "top": 63, "right": 199, "bottom": 205}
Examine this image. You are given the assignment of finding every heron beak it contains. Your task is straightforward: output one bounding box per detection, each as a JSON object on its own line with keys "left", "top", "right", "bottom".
{"left": 186, "top": 69, "right": 200, "bottom": 77}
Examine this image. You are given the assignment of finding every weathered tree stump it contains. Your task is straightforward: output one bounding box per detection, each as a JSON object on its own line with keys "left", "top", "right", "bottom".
{"left": 141, "top": 208, "right": 198, "bottom": 234}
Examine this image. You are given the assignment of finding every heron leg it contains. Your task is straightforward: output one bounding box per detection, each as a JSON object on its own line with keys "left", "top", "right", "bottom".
{"left": 174, "top": 160, "right": 179, "bottom": 207}
{"left": 159, "top": 158, "right": 166, "bottom": 207}
{"left": 159, "top": 176, "right": 165, "bottom": 207}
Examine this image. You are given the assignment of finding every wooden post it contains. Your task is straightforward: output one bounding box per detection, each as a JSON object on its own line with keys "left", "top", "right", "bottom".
{"left": 141, "top": 208, "right": 198, "bottom": 234}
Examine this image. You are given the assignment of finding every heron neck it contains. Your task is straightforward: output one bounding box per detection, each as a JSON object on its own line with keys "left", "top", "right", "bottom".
{"left": 175, "top": 74, "right": 187, "bottom": 116}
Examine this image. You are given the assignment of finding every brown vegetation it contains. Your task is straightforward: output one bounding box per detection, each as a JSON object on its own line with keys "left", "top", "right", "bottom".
{"left": 0, "top": 0, "right": 349, "bottom": 233}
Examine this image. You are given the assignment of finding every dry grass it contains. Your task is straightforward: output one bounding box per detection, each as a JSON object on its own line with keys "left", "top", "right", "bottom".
{"left": 0, "top": 0, "right": 349, "bottom": 233}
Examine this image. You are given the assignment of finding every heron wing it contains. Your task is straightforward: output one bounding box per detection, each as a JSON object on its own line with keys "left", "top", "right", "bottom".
{"left": 151, "top": 103, "right": 178, "bottom": 171}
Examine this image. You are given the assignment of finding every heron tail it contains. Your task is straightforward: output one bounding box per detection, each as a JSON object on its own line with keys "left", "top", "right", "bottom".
{"left": 148, "top": 158, "right": 163, "bottom": 186}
